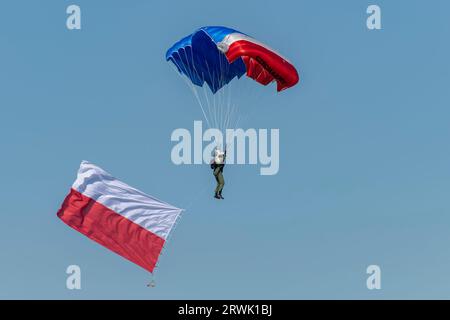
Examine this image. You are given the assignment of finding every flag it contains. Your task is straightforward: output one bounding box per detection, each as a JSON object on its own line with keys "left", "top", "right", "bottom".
{"left": 57, "top": 161, "right": 183, "bottom": 273}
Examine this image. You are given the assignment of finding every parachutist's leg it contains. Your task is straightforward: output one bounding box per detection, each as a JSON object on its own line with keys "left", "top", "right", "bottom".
{"left": 214, "top": 174, "right": 220, "bottom": 193}
{"left": 214, "top": 168, "right": 221, "bottom": 199}
{"left": 217, "top": 171, "right": 225, "bottom": 199}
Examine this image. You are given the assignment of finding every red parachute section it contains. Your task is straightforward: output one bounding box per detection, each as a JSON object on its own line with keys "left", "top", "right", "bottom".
{"left": 225, "top": 40, "right": 299, "bottom": 92}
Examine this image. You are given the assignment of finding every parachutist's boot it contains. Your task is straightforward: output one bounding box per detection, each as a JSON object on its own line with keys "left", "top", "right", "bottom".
{"left": 219, "top": 192, "right": 224, "bottom": 199}
{"left": 214, "top": 192, "right": 221, "bottom": 199}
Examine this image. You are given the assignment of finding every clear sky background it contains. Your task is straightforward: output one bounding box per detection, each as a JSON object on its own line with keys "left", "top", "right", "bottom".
{"left": 1, "top": 0, "right": 450, "bottom": 299}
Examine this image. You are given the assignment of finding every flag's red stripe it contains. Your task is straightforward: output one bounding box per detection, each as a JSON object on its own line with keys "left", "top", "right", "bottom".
{"left": 57, "top": 188, "right": 165, "bottom": 273}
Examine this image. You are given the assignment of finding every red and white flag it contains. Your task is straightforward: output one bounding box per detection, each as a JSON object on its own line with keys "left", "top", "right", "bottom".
{"left": 57, "top": 161, "right": 183, "bottom": 273}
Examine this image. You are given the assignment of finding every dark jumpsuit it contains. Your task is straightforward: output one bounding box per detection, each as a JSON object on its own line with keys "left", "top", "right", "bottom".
{"left": 213, "top": 162, "right": 225, "bottom": 194}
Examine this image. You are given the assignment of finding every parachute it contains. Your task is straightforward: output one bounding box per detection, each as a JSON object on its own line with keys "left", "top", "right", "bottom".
{"left": 166, "top": 26, "right": 299, "bottom": 130}
{"left": 166, "top": 26, "right": 299, "bottom": 93}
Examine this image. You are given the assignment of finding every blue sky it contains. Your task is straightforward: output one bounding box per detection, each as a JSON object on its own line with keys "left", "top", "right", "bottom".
{"left": 1, "top": 0, "right": 450, "bottom": 299}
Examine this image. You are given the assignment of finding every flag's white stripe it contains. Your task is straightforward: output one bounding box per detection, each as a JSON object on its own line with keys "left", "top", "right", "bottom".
{"left": 72, "top": 161, "right": 182, "bottom": 240}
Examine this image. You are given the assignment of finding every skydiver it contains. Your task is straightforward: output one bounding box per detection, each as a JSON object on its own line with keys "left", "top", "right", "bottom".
{"left": 211, "top": 147, "right": 226, "bottom": 199}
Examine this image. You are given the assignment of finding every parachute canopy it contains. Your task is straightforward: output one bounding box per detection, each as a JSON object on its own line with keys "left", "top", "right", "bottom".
{"left": 166, "top": 26, "right": 299, "bottom": 93}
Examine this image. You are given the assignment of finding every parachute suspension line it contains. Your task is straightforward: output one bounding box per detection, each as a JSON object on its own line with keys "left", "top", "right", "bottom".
{"left": 219, "top": 56, "right": 225, "bottom": 132}
{"left": 201, "top": 81, "right": 214, "bottom": 129}
{"left": 188, "top": 51, "right": 216, "bottom": 130}
{"left": 184, "top": 50, "right": 214, "bottom": 130}
{"left": 224, "top": 78, "right": 236, "bottom": 132}
{"left": 205, "top": 60, "right": 219, "bottom": 130}
{"left": 191, "top": 85, "right": 212, "bottom": 129}
{"left": 220, "top": 49, "right": 236, "bottom": 133}
{"left": 216, "top": 48, "right": 231, "bottom": 134}
{"left": 223, "top": 59, "right": 232, "bottom": 131}
{"left": 169, "top": 61, "right": 210, "bottom": 129}
{"left": 212, "top": 60, "right": 221, "bottom": 130}
{"left": 169, "top": 46, "right": 247, "bottom": 136}
{"left": 223, "top": 76, "right": 239, "bottom": 132}
{"left": 146, "top": 273, "right": 156, "bottom": 288}
{"left": 192, "top": 58, "right": 214, "bottom": 129}
{"left": 174, "top": 50, "right": 212, "bottom": 129}
{"left": 218, "top": 49, "right": 226, "bottom": 133}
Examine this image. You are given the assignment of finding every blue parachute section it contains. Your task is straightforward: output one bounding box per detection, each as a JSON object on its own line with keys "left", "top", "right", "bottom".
{"left": 166, "top": 26, "right": 247, "bottom": 94}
